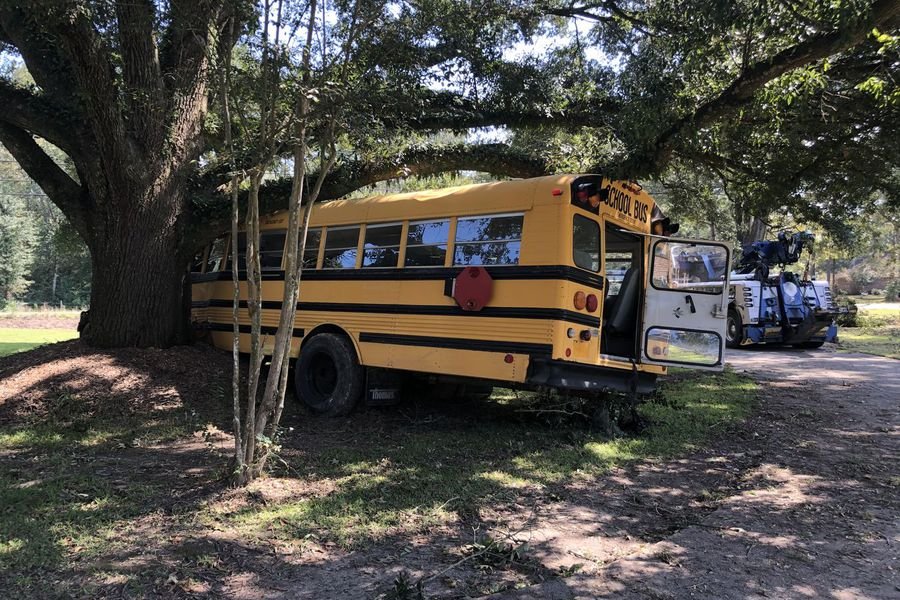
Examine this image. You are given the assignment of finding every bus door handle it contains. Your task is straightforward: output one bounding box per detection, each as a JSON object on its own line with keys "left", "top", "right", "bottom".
{"left": 685, "top": 295, "right": 696, "bottom": 314}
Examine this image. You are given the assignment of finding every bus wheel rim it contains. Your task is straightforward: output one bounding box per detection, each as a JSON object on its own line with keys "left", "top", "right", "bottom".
{"left": 309, "top": 352, "right": 338, "bottom": 398}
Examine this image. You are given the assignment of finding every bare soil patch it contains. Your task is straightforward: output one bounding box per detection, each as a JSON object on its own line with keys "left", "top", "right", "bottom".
{"left": 494, "top": 348, "right": 899, "bottom": 599}
{"left": 0, "top": 316, "right": 79, "bottom": 329}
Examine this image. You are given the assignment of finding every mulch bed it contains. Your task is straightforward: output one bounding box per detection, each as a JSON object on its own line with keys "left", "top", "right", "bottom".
{"left": 0, "top": 340, "right": 231, "bottom": 426}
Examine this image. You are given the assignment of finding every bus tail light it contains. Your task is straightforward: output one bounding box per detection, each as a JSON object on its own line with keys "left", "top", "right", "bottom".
{"left": 586, "top": 294, "right": 598, "bottom": 312}
{"left": 573, "top": 291, "right": 586, "bottom": 310}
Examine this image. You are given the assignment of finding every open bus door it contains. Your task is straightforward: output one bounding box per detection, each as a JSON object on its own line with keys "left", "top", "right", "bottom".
{"left": 641, "top": 238, "right": 731, "bottom": 370}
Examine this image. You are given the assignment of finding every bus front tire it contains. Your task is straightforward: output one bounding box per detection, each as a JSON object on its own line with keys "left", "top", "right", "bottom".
{"left": 726, "top": 308, "right": 744, "bottom": 349}
{"left": 295, "top": 333, "right": 363, "bottom": 416}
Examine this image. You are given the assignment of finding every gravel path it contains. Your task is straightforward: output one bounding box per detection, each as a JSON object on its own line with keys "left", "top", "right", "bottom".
{"left": 494, "top": 348, "right": 899, "bottom": 600}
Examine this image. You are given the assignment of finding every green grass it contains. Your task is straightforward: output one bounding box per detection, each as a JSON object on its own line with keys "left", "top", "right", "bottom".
{"left": 837, "top": 301, "right": 900, "bottom": 359}
{"left": 0, "top": 328, "right": 78, "bottom": 356}
{"left": 844, "top": 294, "right": 887, "bottom": 304}
{"left": 215, "top": 370, "right": 757, "bottom": 548}
{"left": 0, "top": 400, "right": 214, "bottom": 583}
{"left": 838, "top": 326, "right": 900, "bottom": 359}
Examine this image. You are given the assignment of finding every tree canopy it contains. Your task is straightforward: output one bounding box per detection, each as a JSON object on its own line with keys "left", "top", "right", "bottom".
{"left": 0, "top": 0, "right": 897, "bottom": 346}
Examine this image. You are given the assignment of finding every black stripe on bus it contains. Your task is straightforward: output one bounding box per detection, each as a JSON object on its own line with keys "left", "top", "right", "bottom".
{"left": 191, "top": 265, "right": 604, "bottom": 289}
{"left": 197, "top": 299, "right": 600, "bottom": 327}
{"left": 205, "top": 322, "right": 304, "bottom": 338}
{"left": 358, "top": 332, "right": 553, "bottom": 357}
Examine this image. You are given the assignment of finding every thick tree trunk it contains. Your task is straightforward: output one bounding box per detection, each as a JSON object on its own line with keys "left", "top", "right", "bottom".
{"left": 80, "top": 191, "right": 190, "bottom": 348}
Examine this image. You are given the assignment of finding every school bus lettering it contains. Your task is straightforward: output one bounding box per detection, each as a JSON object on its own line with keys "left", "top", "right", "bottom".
{"left": 602, "top": 184, "right": 650, "bottom": 224}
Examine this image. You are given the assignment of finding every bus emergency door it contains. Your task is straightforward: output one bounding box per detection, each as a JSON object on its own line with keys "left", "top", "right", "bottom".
{"left": 641, "top": 238, "right": 731, "bottom": 370}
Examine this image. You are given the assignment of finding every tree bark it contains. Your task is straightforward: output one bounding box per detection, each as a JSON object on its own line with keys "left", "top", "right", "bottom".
{"left": 80, "top": 189, "right": 190, "bottom": 347}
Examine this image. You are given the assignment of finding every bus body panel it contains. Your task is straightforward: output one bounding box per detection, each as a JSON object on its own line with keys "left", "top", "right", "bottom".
{"left": 191, "top": 175, "right": 698, "bottom": 395}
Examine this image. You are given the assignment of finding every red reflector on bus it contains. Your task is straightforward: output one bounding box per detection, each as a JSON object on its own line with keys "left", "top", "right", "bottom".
{"left": 552, "top": 188, "right": 563, "bottom": 196}
{"left": 504, "top": 354, "right": 514, "bottom": 363}
{"left": 586, "top": 294, "right": 598, "bottom": 312}
{"left": 573, "top": 291, "right": 587, "bottom": 310}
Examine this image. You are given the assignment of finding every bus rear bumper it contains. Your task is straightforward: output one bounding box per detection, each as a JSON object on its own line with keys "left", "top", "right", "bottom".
{"left": 527, "top": 358, "right": 657, "bottom": 395}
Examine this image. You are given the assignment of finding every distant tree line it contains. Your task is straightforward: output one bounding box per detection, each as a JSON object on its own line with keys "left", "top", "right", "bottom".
{"left": 0, "top": 145, "right": 90, "bottom": 309}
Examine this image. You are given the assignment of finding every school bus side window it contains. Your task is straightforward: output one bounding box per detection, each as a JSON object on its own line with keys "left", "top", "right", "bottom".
{"left": 363, "top": 223, "right": 402, "bottom": 267}
{"left": 322, "top": 226, "right": 360, "bottom": 269}
{"left": 301, "top": 228, "right": 322, "bottom": 269}
{"left": 260, "top": 230, "right": 286, "bottom": 270}
{"left": 206, "top": 236, "right": 226, "bottom": 272}
{"left": 190, "top": 248, "right": 206, "bottom": 273}
{"left": 226, "top": 231, "right": 285, "bottom": 271}
{"left": 573, "top": 215, "right": 600, "bottom": 272}
{"left": 453, "top": 213, "right": 523, "bottom": 266}
{"left": 405, "top": 219, "right": 449, "bottom": 267}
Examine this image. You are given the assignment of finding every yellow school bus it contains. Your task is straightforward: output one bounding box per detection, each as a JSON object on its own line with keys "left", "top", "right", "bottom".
{"left": 191, "top": 175, "right": 731, "bottom": 415}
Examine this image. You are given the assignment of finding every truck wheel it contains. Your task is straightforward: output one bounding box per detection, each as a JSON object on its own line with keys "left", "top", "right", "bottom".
{"left": 726, "top": 308, "right": 744, "bottom": 349}
{"left": 793, "top": 341, "right": 824, "bottom": 349}
{"left": 295, "top": 333, "right": 363, "bottom": 416}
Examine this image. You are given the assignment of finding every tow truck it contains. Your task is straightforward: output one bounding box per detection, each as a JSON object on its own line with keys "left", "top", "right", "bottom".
{"left": 725, "top": 231, "right": 841, "bottom": 349}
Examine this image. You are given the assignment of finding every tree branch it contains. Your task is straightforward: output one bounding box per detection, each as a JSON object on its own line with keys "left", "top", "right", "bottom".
{"left": 316, "top": 143, "right": 552, "bottom": 200}
{"left": 0, "top": 8, "right": 80, "bottom": 102}
{"left": 160, "top": 0, "right": 229, "bottom": 174}
{"left": 188, "top": 143, "right": 551, "bottom": 249}
{"left": 539, "top": 1, "right": 654, "bottom": 34}
{"left": 613, "top": 0, "right": 900, "bottom": 178}
{"left": 0, "top": 122, "right": 88, "bottom": 239}
{"left": 380, "top": 89, "right": 621, "bottom": 132}
{"left": 115, "top": 0, "right": 165, "bottom": 145}
{"left": 0, "top": 80, "right": 81, "bottom": 157}
{"left": 675, "top": 148, "right": 763, "bottom": 179}
{"left": 35, "top": 3, "right": 135, "bottom": 178}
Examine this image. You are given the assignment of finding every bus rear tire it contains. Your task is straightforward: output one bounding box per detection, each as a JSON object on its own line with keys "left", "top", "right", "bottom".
{"left": 726, "top": 308, "right": 744, "bottom": 349}
{"left": 295, "top": 333, "right": 363, "bottom": 416}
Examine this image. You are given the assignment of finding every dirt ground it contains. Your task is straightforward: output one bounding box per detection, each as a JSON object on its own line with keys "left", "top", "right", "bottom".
{"left": 494, "top": 348, "right": 899, "bottom": 600}
{"left": 1, "top": 344, "right": 897, "bottom": 599}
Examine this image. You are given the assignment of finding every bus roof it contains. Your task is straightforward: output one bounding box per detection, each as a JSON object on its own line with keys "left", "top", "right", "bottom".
{"left": 257, "top": 174, "right": 657, "bottom": 233}
{"left": 305, "top": 175, "right": 576, "bottom": 227}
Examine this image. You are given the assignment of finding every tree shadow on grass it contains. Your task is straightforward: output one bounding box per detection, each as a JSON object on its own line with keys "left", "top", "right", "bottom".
{"left": 5, "top": 344, "right": 893, "bottom": 599}
{"left": 0, "top": 350, "right": 758, "bottom": 598}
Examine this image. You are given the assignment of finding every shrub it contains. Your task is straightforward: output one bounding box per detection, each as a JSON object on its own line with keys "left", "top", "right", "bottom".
{"left": 848, "top": 268, "right": 876, "bottom": 295}
{"left": 836, "top": 298, "right": 858, "bottom": 327}
{"left": 886, "top": 280, "right": 900, "bottom": 301}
